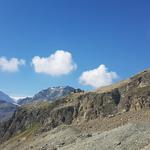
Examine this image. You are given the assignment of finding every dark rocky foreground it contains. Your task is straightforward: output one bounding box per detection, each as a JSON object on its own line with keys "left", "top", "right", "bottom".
{"left": 0, "top": 69, "right": 150, "bottom": 150}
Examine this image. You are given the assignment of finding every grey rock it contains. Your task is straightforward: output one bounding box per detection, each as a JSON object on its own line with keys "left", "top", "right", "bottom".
{"left": 18, "top": 86, "right": 83, "bottom": 105}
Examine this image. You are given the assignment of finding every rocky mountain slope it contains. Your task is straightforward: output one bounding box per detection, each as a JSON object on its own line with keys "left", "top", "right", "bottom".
{"left": 0, "top": 69, "right": 150, "bottom": 149}
{"left": 1, "top": 110, "right": 150, "bottom": 150}
{"left": 0, "top": 100, "right": 17, "bottom": 123}
{"left": 0, "top": 91, "right": 14, "bottom": 104}
{"left": 18, "top": 86, "right": 83, "bottom": 105}
{"left": 0, "top": 91, "right": 17, "bottom": 122}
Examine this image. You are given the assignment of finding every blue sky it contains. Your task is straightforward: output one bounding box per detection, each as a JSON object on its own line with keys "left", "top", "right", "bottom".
{"left": 0, "top": 0, "right": 150, "bottom": 98}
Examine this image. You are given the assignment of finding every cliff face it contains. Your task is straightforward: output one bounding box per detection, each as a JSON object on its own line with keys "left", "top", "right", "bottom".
{"left": 116, "top": 70, "right": 150, "bottom": 112}
{"left": 1, "top": 70, "right": 150, "bottom": 143}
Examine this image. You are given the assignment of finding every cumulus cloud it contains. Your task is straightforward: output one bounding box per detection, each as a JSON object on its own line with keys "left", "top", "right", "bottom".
{"left": 0, "top": 57, "right": 25, "bottom": 72}
{"left": 79, "top": 64, "right": 118, "bottom": 88}
{"left": 32, "top": 50, "right": 77, "bottom": 76}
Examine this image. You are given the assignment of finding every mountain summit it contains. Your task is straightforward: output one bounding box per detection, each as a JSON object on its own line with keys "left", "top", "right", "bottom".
{"left": 18, "top": 86, "right": 83, "bottom": 105}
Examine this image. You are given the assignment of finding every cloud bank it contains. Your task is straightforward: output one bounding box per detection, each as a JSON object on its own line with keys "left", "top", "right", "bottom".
{"left": 0, "top": 57, "right": 25, "bottom": 72}
{"left": 79, "top": 64, "right": 118, "bottom": 88}
{"left": 32, "top": 50, "right": 77, "bottom": 76}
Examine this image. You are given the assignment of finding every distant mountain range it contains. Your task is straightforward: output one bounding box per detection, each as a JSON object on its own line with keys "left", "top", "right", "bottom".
{"left": 18, "top": 86, "right": 83, "bottom": 105}
{"left": 0, "top": 86, "right": 83, "bottom": 122}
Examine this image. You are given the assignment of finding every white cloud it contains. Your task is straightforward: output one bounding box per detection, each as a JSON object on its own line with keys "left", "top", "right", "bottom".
{"left": 32, "top": 50, "right": 77, "bottom": 76}
{"left": 0, "top": 57, "right": 25, "bottom": 72}
{"left": 79, "top": 64, "right": 118, "bottom": 88}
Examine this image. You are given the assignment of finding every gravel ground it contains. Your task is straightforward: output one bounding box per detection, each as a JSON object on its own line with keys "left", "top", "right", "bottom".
{"left": 1, "top": 122, "right": 150, "bottom": 150}
{"left": 1, "top": 110, "right": 150, "bottom": 150}
{"left": 60, "top": 122, "right": 150, "bottom": 150}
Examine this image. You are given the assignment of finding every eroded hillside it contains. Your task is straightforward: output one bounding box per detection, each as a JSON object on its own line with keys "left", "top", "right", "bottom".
{"left": 0, "top": 69, "right": 150, "bottom": 150}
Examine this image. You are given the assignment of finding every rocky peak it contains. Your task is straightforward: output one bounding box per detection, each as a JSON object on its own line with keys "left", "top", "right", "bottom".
{"left": 18, "top": 86, "right": 84, "bottom": 105}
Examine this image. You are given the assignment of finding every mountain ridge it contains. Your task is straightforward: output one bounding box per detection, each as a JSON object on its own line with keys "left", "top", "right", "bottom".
{"left": 0, "top": 100, "right": 17, "bottom": 123}
{"left": 95, "top": 69, "right": 150, "bottom": 93}
{"left": 0, "top": 91, "right": 17, "bottom": 122}
{"left": 18, "top": 86, "right": 83, "bottom": 105}
{"left": 0, "top": 91, "right": 15, "bottom": 104}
